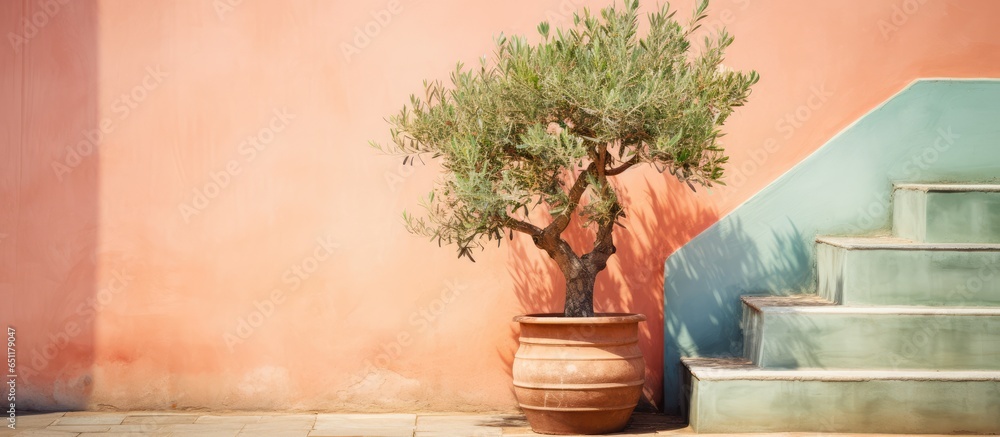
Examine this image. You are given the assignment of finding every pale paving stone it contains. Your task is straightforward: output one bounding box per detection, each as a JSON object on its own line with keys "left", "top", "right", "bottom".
{"left": 106, "top": 423, "right": 187, "bottom": 433}
{"left": 121, "top": 414, "right": 199, "bottom": 425}
{"left": 416, "top": 414, "right": 506, "bottom": 428}
{"left": 169, "top": 432, "right": 241, "bottom": 437}
{"left": 311, "top": 413, "right": 416, "bottom": 436}
{"left": 246, "top": 415, "right": 316, "bottom": 423}
{"left": 85, "top": 423, "right": 243, "bottom": 436}
{"left": 43, "top": 425, "right": 112, "bottom": 433}
{"left": 415, "top": 414, "right": 503, "bottom": 437}
{"left": 241, "top": 420, "right": 314, "bottom": 431}
{"left": 10, "top": 412, "right": 64, "bottom": 429}
{"left": 238, "top": 430, "right": 310, "bottom": 437}
{"left": 81, "top": 429, "right": 241, "bottom": 437}
{"left": 52, "top": 415, "right": 125, "bottom": 426}
{"left": 144, "top": 423, "right": 244, "bottom": 432}
{"left": 254, "top": 414, "right": 316, "bottom": 421}
{"left": 416, "top": 430, "right": 501, "bottom": 437}
{"left": 77, "top": 434, "right": 149, "bottom": 437}
{"left": 314, "top": 414, "right": 416, "bottom": 429}
{"left": 308, "top": 429, "right": 412, "bottom": 437}
{"left": 9, "top": 430, "right": 80, "bottom": 437}
{"left": 194, "top": 415, "right": 263, "bottom": 424}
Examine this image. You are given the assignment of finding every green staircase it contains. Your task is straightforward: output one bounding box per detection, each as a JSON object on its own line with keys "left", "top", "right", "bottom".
{"left": 682, "top": 183, "right": 1000, "bottom": 434}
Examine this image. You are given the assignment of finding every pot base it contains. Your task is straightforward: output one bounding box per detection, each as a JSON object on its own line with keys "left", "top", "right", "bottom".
{"left": 522, "top": 407, "right": 633, "bottom": 435}
{"left": 513, "top": 313, "right": 646, "bottom": 435}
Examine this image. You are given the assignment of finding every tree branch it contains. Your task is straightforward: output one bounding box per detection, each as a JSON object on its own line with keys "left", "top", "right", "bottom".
{"left": 606, "top": 155, "right": 640, "bottom": 176}
{"left": 581, "top": 202, "right": 621, "bottom": 272}
{"left": 544, "top": 162, "right": 596, "bottom": 237}
{"left": 596, "top": 143, "right": 608, "bottom": 179}
{"left": 507, "top": 216, "right": 543, "bottom": 237}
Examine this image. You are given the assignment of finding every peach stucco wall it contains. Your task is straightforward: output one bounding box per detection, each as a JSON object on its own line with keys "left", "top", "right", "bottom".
{"left": 4, "top": 0, "right": 1000, "bottom": 412}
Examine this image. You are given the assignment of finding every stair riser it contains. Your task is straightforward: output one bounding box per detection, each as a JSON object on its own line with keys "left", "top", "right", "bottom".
{"left": 740, "top": 305, "right": 763, "bottom": 364}
{"left": 687, "top": 376, "right": 1000, "bottom": 434}
{"left": 818, "top": 243, "right": 1000, "bottom": 306}
{"left": 745, "top": 309, "right": 1000, "bottom": 370}
{"left": 894, "top": 189, "right": 1000, "bottom": 243}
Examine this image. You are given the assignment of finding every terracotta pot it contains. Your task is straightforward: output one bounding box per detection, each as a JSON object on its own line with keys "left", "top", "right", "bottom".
{"left": 512, "top": 313, "right": 646, "bottom": 435}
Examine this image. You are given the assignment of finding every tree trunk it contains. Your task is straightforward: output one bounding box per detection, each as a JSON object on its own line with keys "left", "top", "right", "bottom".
{"left": 530, "top": 225, "right": 612, "bottom": 318}
{"left": 564, "top": 268, "right": 597, "bottom": 317}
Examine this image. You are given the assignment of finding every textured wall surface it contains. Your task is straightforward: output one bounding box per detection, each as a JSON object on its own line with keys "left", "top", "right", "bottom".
{"left": 2, "top": 0, "right": 1000, "bottom": 412}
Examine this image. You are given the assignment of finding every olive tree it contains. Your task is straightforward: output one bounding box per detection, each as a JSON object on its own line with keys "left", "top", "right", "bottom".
{"left": 374, "top": 0, "right": 757, "bottom": 317}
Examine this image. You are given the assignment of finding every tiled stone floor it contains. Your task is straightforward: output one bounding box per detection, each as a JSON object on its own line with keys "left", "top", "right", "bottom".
{"left": 3, "top": 411, "right": 987, "bottom": 436}
{"left": 4, "top": 412, "right": 671, "bottom": 437}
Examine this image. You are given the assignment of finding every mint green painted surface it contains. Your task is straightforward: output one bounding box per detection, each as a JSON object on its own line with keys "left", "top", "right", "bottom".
{"left": 891, "top": 188, "right": 926, "bottom": 241}
{"left": 817, "top": 243, "right": 1000, "bottom": 306}
{"left": 927, "top": 192, "right": 1000, "bottom": 242}
{"left": 815, "top": 243, "right": 845, "bottom": 303}
{"left": 739, "top": 304, "right": 763, "bottom": 366}
{"left": 686, "top": 374, "right": 1000, "bottom": 434}
{"left": 663, "top": 80, "right": 1000, "bottom": 412}
{"left": 747, "top": 308, "right": 1000, "bottom": 370}
{"left": 895, "top": 190, "right": 1000, "bottom": 243}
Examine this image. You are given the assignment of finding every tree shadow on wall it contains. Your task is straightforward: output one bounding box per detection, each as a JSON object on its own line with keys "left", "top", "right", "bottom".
{"left": 497, "top": 171, "right": 724, "bottom": 412}
{"left": 662, "top": 215, "right": 815, "bottom": 414}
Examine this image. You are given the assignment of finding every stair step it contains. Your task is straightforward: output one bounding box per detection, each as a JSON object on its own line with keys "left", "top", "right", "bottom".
{"left": 894, "top": 183, "right": 1000, "bottom": 244}
{"left": 683, "top": 357, "right": 1000, "bottom": 434}
{"left": 817, "top": 236, "right": 1000, "bottom": 306}
{"left": 741, "top": 295, "right": 1000, "bottom": 370}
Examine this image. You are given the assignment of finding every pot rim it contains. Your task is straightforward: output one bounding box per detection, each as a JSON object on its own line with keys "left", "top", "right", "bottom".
{"left": 513, "top": 313, "right": 646, "bottom": 324}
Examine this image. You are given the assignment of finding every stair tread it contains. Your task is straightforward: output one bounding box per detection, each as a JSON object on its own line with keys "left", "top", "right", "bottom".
{"left": 682, "top": 357, "right": 1000, "bottom": 381}
{"left": 817, "top": 235, "right": 1000, "bottom": 250}
{"left": 742, "top": 296, "right": 1000, "bottom": 315}
{"left": 895, "top": 183, "right": 1000, "bottom": 192}
{"left": 740, "top": 294, "right": 835, "bottom": 311}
